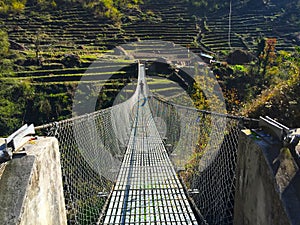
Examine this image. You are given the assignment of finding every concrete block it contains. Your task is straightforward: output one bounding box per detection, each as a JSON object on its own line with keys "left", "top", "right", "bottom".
{"left": 0, "top": 137, "right": 67, "bottom": 225}
{"left": 234, "top": 130, "right": 300, "bottom": 225}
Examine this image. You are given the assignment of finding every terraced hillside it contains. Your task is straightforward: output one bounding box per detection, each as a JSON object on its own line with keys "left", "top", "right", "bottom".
{"left": 0, "top": 0, "right": 299, "bottom": 131}
{"left": 199, "top": 2, "right": 299, "bottom": 53}
{"left": 0, "top": 1, "right": 202, "bottom": 128}
{"left": 124, "top": 2, "right": 198, "bottom": 46}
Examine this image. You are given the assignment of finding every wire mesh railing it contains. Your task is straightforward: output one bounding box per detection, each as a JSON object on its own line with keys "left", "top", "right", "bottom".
{"left": 36, "top": 91, "right": 258, "bottom": 225}
{"left": 148, "top": 95, "right": 258, "bottom": 225}
{"left": 36, "top": 100, "right": 137, "bottom": 225}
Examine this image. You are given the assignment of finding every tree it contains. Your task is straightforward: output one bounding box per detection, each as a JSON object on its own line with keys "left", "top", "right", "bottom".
{"left": 0, "top": 30, "right": 9, "bottom": 58}
{"left": 0, "top": 30, "right": 12, "bottom": 77}
{"left": 259, "top": 38, "right": 277, "bottom": 78}
{"left": 34, "top": 31, "right": 41, "bottom": 65}
{"left": 0, "top": 80, "right": 34, "bottom": 136}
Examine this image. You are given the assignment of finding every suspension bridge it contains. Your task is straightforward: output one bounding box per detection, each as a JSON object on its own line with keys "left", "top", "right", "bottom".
{"left": 34, "top": 62, "right": 258, "bottom": 225}
{"left": 103, "top": 64, "right": 198, "bottom": 224}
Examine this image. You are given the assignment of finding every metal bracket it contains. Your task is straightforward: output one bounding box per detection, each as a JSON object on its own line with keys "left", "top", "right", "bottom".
{"left": 0, "top": 124, "right": 35, "bottom": 163}
{"left": 259, "top": 117, "right": 300, "bottom": 167}
{"left": 259, "top": 116, "right": 290, "bottom": 141}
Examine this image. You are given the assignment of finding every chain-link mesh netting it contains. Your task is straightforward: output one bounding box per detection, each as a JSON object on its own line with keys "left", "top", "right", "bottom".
{"left": 37, "top": 95, "right": 246, "bottom": 225}
{"left": 37, "top": 92, "right": 254, "bottom": 225}
{"left": 148, "top": 95, "right": 244, "bottom": 225}
{"left": 35, "top": 57, "right": 258, "bottom": 225}
{"left": 36, "top": 99, "right": 138, "bottom": 225}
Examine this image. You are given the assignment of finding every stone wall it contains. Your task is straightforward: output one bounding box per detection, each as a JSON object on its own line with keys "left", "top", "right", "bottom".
{"left": 0, "top": 137, "right": 67, "bottom": 225}
{"left": 234, "top": 130, "right": 300, "bottom": 225}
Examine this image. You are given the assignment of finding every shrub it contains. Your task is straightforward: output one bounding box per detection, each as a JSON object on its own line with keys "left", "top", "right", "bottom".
{"left": 11, "top": 1, "right": 25, "bottom": 13}
{"left": 0, "top": 1, "right": 9, "bottom": 14}
{"left": 0, "top": 0, "right": 26, "bottom": 14}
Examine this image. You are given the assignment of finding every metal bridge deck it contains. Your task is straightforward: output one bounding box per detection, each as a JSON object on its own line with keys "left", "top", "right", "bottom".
{"left": 103, "top": 92, "right": 198, "bottom": 224}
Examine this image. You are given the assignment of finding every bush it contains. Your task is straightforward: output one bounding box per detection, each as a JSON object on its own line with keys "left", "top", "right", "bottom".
{"left": 0, "top": 1, "right": 9, "bottom": 14}
{"left": 0, "top": 80, "right": 34, "bottom": 136}
{"left": 62, "top": 54, "right": 80, "bottom": 68}
{"left": 11, "top": 1, "right": 25, "bottom": 13}
{"left": 0, "top": 0, "right": 26, "bottom": 14}
{"left": 0, "top": 59, "right": 14, "bottom": 77}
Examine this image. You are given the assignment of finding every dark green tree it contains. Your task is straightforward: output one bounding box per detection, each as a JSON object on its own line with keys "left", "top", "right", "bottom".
{"left": 0, "top": 30, "right": 9, "bottom": 58}
{"left": 0, "top": 80, "right": 34, "bottom": 136}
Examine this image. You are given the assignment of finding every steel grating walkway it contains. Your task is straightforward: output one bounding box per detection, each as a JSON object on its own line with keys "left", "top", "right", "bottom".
{"left": 103, "top": 66, "right": 198, "bottom": 224}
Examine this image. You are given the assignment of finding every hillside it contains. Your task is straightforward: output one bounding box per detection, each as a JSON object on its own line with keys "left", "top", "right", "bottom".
{"left": 0, "top": 0, "right": 299, "bottom": 135}
{"left": 242, "top": 49, "right": 300, "bottom": 128}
